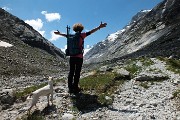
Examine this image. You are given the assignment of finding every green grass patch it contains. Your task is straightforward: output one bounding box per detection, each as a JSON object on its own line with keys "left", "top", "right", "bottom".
{"left": 13, "top": 83, "right": 47, "bottom": 100}
{"left": 125, "top": 63, "right": 140, "bottom": 75}
{"left": 124, "top": 57, "right": 154, "bottom": 76}
{"left": 173, "top": 89, "right": 180, "bottom": 98}
{"left": 124, "top": 58, "right": 142, "bottom": 76}
{"left": 139, "top": 82, "right": 150, "bottom": 89}
{"left": 80, "top": 72, "right": 125, "bottom": 106}
{"left": 158, "top": 57, "right": 180, "bottom": 74}
{"left": 140, "top": 57, "right": 154, "bottom": 67}
{"left": 139, "top": 79, "right": 166, "bottom": 89}
{"left": 172, "top": 89, "right": 180, "bottom": 111}
{"left": 124, "top": 57, "right": 157, "bottom": 78}
{"left": 13, "top": 78, "right": 64, "bottom": 100}
{"left": 17, "top": 111, "right": 45, "bottom": 120}
{"left": 80, "top": 72, "right": 115, "bottom": 92}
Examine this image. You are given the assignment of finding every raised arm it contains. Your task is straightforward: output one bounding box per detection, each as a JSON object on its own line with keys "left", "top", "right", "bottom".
{"left": 89, "top": 22, "right": 107, "bottom": 34}
{"left": 54, "top": 30, "right": 67, "bottom": 37}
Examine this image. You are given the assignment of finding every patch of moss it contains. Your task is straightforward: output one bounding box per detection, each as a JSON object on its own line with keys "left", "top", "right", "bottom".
{"left": 125, "top": 57, "right": 154, "bottom": 76}
{"left": 13, "top": 83, "right": 47, "bottom": 100}
{"left": 139, "top": 82, "right": 150, "bottom": 89}
{"left": 13, "top": 78, "right": 64, "bottom": 100}
{"left": 158, "top": 57, "right": 180, "bottom": 74}
{"left": 172, "top": 89, "right": 180, "bottom": 111}
{"left": 125, "top": 63, "right": 140, "bottom": 76}
{"left": 80, "top": 72, "right": 125, "bottom": 106}
{"left": 17, "top": 110, "right": 45, "bottom": 120}
{"left": 139, "top": 57, "right": 154, "bottom": 66}
{"left": 173, "top": 89, "right": 180, "bottom": 98}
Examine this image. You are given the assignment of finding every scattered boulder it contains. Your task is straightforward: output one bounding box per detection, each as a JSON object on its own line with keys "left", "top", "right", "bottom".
{"left": 173, "top": 79, "right": 180, "bottom": 85}
{"left": 113, "top": 68, "right": 131, "bottom": 80}
{"left": 134, "top": 72, "right": 169, "bottom": 81}
{"left": 99, "top": 65, "right": 113, "bottom": 72}
{"left": 0, "top": 89, "right": 15, "bottom": 110}
{"left": 62, "top": 113, "right": 74, "bottom": 120}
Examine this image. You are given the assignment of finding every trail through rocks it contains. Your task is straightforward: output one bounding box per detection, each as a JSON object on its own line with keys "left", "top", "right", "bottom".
{"left": 0, "top": 58, "right": 179, "bottom": 120}
{"left": 80, "top": 58, "right": 180, "bottom": 120}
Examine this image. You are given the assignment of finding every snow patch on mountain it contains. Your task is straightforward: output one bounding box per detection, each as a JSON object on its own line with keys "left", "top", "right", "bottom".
{"left": 130, "top": 10, "right": 151, "bottom": 24}
{"left": 107, "top": 29, "right": 126, "bottom": 42}
{"left": 0, "top": 40, "right": 13, "bottom": 47}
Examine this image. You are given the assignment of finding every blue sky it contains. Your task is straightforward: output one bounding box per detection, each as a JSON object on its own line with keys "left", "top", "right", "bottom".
{"left": 0, "top": 0, "right": 162, "bottom": 53}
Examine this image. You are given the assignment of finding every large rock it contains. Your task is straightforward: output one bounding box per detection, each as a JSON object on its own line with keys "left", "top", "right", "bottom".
{"left": 134, "top": 72, "right": 169, "bottom": 81}
{"left": 113, "top": 68, "right": 131, "bottom": 80}
{"left": 0, "top": 89, "right": 15, "bottom": 110}
{"left": 62, "top": 113, "right": 74, "bottom": 120}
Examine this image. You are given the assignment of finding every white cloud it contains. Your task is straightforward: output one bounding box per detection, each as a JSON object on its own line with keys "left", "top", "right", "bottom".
{"left": 41, "top": 11, "right": 61, "bottom": 22}
{"left": 49, "top": 30, "right": 62, "bottom": 41}
{"left": 38, "top": 31, "right": 45, "bottom": 36}
{"left": 25, "top": 18, "right": 43, "bottom": 30}
{"left": 84, "top": 45, "right": 92, "bottom": 55}
{"left": 61, "top": 45, "right": 67, "bottom": 53}
{"left": 25, "top": 18, "right": 45, "bottom": 36}
{"left": 2, "top": 6, "right": 12, "bottom": 11}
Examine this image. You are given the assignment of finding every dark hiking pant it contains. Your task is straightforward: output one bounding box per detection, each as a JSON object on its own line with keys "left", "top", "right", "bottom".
{"left": 68, "top": 57, "right": 83, "bottom": 92}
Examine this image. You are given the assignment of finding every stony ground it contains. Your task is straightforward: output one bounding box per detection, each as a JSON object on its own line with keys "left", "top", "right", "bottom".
{"left": 0, "top": 58, "right": 179, "bottom": 120}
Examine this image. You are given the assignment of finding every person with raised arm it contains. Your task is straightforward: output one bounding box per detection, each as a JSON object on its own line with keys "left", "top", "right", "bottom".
{"left": 54, "top": 22, "right": 107, "bottom": 94}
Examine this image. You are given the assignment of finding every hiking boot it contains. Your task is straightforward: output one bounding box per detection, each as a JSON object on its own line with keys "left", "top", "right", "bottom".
{"left": 73, "top": 87, "right": 82, "bottom": 94}
{"left": 68, "top": 89, "right": 74, "bottom": 94}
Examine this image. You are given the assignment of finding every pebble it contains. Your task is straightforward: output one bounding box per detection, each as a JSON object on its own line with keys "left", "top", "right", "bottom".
{"left": 62, "top": 113, "right": 74, "bottom": 120}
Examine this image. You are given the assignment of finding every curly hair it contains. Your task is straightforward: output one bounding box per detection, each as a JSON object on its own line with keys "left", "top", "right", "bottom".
{"left": 73, "top": 23, "right": 84, "bottom": 32}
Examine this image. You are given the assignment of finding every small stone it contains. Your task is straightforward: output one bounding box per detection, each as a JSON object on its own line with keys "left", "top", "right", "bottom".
{"left": 62, "top": 113, "right": 74, "bottom": 120}
{"left": 53, "top": 114, "right": 58, "bottom": 118}
{"left": 105, "top": 96, "right": 112, "bottom": 100}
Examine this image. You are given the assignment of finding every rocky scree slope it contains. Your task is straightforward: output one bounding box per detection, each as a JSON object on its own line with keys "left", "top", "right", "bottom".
{"left": 85, "top": 0, "right": 180, "bottom": 64}
{"left": 0, "top": 57, "right": 179, "bottom": 120}
{"left": 0, "top": 8, "right": 67, "bottom": 78}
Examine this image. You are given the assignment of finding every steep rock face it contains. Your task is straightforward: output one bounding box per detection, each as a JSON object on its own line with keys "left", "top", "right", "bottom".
{"left": 0, "top": 8, "right": 67, "bottom": 77}
{"left": 130, "top": 10, "right": 151, "bottom": 24}
{"left": 85, "top": 0, "right": 180, "bottom": 64}
{"left": 0, "top": 8, "right": 64, "bottom": 58}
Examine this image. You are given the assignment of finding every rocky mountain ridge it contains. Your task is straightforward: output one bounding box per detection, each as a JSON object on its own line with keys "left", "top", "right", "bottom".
{"left": 0, "top": 8, "right": 65, "bottom": 58}
{"left": 85, "top": 0, "right": 180, "bottom": 64}
{"left": 0, "top": 8, "right": 67, "bottom": 78}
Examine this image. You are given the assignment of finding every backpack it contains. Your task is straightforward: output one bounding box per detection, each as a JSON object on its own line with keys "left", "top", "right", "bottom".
{"left": 65, "top": 26, "right": 84, "bottom": 56}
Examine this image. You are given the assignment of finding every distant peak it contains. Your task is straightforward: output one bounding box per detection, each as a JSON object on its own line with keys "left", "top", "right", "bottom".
{"left": 140, "top": 9, "right": 151, "bottom": 13}
{"left": 107, "top": 29, "right": 125, "bottom": 42}
{"left": 130, "top": 9, "right": 151, "bottom": 24}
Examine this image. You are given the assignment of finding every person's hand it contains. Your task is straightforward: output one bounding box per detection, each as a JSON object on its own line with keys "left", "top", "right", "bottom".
{"left": 54, "top": 30, "right": 60, "bottom": 34}
{"left": 99, "top": 22, "right": 107, "bottom": 29}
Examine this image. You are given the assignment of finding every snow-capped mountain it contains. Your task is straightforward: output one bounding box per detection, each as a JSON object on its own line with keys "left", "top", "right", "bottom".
{"left": 84, "top": 9, "right": 150, "bottom": 63}
{"left": 84, "top": 0, "right": 180, "bottom": 64}
{"left": 130, "top": 10, "right": 151, "bottom": 24}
